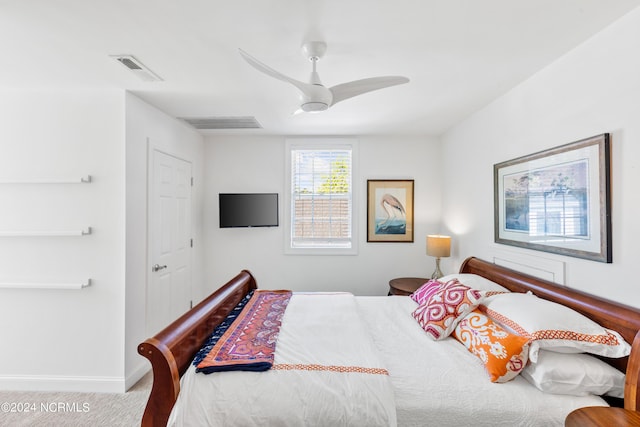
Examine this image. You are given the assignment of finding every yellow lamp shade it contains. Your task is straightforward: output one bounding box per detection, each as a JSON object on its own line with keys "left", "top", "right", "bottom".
{"left": 426, "top": 235, "right": 451, "bottom": 258}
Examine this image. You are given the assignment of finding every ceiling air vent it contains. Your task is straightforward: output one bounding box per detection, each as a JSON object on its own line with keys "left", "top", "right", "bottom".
{"left": 111, "top": 55, "right": 163, "bottom": 82}
{"left": 180, "top": 116, "right": 262, "bottom": 130}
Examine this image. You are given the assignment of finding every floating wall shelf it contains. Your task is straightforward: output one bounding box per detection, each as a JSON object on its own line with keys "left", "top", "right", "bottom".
{"left": 0, "top": 227, "right": 92, "bottom": 237}
{"left": 0, "top": 279, "right": 92, "bottom": 290}
{"left": 0, "top": 175, "right": 92, "bottom": 184}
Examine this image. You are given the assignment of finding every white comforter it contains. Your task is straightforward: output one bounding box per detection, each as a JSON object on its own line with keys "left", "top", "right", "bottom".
{"left": 169, "top": 292, "right": 397, "bottom": 427}
{"left": 358, "top": 296, "right": 608, "bottom": 427}
{"left": 169, "top": 293, "right": 609, "bottom": 427}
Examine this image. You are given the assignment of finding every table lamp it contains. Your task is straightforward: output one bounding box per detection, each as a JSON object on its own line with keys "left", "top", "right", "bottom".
{"left": 427, "top": 235, "right": 451, "bottom": 279}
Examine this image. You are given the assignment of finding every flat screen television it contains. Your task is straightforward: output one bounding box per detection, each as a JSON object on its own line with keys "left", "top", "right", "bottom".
{"left": 219, "top": 193, "right": 279, "bottom": 228}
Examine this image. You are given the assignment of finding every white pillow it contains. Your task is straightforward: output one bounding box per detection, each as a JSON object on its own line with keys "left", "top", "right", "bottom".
{"left": 521, "top": 350, "right": 625, "bottom": 398}
{"left": 438, "top": 273, "right": 511, "bottom": 293}
{"left": 481, "top": 292, "right": 631, "bottom": 362}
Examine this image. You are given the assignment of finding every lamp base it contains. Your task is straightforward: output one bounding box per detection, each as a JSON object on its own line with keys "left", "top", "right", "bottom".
{"left": 431, "top": 257, "right": 444, "bottom": 279}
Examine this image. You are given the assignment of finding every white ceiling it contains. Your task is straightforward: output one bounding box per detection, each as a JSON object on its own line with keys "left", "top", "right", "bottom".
{"left": 1, "top": 0, "right": 639, "bottom": 136}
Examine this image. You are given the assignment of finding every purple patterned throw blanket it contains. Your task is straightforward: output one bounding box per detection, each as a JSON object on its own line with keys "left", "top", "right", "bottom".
{"left": 196, "top": 290, "right": 292, "bottom": 373}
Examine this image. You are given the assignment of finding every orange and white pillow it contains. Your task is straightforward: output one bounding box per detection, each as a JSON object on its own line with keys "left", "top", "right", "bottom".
{"left": 480, "top": 292, "right": 631, "bottom": 362}
{"left": 453, "top": 309, "right": 530, "bottom": 383}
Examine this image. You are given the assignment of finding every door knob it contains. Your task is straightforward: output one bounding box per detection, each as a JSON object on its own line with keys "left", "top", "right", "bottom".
{"left": 153, "top": 264, "right": 168, "bottom": 272}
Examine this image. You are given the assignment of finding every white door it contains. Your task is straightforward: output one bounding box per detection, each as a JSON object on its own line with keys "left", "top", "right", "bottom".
{"left": 147, "top": 149, "right": 192, "bottom": 335}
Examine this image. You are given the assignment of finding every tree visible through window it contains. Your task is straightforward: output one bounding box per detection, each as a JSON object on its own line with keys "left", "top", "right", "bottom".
{"left": 288, "top": 140, "right": 356, "bottom": 252}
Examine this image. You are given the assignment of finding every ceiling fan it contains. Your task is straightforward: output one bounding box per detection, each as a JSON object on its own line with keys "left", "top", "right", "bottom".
{"left": 238, "top": 41, "right": 409, "bottom": 113}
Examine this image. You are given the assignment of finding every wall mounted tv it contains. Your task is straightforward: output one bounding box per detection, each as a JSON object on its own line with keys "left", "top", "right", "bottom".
{"left": 219, "top": 193, "right": 279, "bottom": 228}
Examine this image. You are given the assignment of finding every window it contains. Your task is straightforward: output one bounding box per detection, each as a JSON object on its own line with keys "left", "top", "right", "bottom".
{"left": 285, "top": 138, "right": 357, "bottom": 254}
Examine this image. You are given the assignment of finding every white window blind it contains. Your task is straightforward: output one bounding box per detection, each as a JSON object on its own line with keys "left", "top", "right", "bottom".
{"left": 287, "top": 140, "right": 357, "bottom": 254}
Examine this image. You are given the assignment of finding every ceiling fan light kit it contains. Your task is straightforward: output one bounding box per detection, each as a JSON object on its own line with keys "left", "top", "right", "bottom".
{"left": 239, "top": 41, "right": 409, "bottom": 113}
{"left": 301, "top": 101, "right": 329, "bottom": 112}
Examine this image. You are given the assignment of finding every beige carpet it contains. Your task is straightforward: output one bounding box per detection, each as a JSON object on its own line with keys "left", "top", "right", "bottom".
{"left": 0, "top": 372, "right": 151, "bottom": 427}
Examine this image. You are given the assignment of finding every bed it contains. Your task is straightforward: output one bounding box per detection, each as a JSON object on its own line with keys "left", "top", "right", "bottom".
{"left": 138, "top": 257, "right": 640, "bottom": 426}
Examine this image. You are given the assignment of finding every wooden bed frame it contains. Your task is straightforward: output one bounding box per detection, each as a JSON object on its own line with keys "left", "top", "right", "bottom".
{"left": 138, "top": 257, "right": 640, "bottom": 426}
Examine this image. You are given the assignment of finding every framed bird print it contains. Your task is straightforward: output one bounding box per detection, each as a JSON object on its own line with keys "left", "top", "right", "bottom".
{"left": 367, "top": 179, "right": 414, "bottom": 242}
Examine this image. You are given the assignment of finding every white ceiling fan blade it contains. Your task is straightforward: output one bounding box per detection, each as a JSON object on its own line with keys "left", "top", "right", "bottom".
{"left": 329, "top": 76, "right": 409, "bottom": 106}
{"left": 238, "top": 48, "right": 316, "bottom": 95}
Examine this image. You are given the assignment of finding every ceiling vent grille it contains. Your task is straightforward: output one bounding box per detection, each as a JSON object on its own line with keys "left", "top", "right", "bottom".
{"left": 111, "top": 55, "right": 163, "bottom": 82}
{"left": 180, "top": 116, "right": 262, "bottom": 130}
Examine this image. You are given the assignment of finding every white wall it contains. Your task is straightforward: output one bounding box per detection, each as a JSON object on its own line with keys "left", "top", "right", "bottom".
{"left": 0, "top": 89, "right": 126, "bottom": 391}
{"left": 124, "top": 93, "right": 204, "bottom": 389}
{"left": 0, "top": 90, "right": 204, "bottom": 393}
{"left": 440, "top": 8, "right": 640, "bottom": 308}
{"left": 203, "top": 135, "right": 443, "bottom": 296}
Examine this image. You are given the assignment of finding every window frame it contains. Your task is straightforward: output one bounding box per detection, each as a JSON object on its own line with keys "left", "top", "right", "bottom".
{"left": 284, "top": 138, "right": 358, "bottom": 255}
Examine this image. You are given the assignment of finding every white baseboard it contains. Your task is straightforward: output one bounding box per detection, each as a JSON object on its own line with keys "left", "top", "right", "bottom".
{"left": 0, "top": 375, "right": 125, "bottom": 393}
{"left": 0, "top": 363, "right": 151, "bottom": 394}
{"left": 125, "top": 363, "right": 151, "bottom": 391}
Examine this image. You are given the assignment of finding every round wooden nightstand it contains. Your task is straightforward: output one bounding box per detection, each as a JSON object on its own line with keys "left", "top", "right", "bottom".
{"left": 565, "top": 407, "right": 640, "bottom": 426}
{"left": 388, "top": 277, "right": 428, "bottom": 296}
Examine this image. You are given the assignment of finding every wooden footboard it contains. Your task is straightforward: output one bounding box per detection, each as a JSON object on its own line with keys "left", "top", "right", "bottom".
{"left": 138, "top": 270, "right": 257, "bottom": 427}
{"left": 460, "top": 257, "right": 640, "bottom": 410}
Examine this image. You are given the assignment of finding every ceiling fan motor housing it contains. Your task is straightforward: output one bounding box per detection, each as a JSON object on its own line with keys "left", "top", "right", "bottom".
{"left": 301, "top": 101, "right": 329, "bottom": 112}
{"left": 300, "top": 83, "right": 332, "bottom": 112}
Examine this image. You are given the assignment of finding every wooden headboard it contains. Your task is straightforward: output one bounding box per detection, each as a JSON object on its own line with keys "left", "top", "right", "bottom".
{"left": 460, "top": 257, "right": 640, "bottom": 411}
{"left": 138, "top": 258, "right": 640, "bottom": 426}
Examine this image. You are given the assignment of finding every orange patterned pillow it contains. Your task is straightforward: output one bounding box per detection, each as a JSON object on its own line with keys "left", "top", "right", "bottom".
{"left": 453, "top": 309, "right": 530, "bottom": 383}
